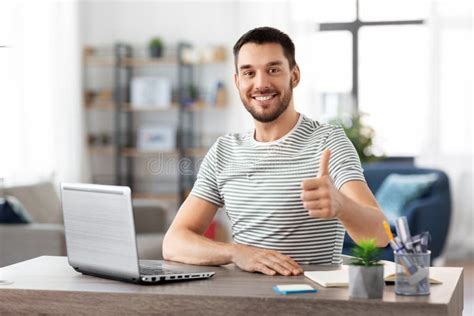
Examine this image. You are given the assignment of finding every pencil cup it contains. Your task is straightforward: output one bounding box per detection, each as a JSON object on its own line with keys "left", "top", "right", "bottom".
{"left": 394, "top": 251, "right": 430, "bottom": 296}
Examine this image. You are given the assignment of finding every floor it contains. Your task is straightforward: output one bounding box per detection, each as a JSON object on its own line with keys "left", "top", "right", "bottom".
{"left": 445, "top": 259, "right": 474, "bottom": 316}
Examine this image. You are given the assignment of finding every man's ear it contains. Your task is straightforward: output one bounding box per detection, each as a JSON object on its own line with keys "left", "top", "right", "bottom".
{"left": 291, "top": 64, "right": 300, "bottom": 88}
{"left": 234, "top": 72, "right": 239, "bottom": 89}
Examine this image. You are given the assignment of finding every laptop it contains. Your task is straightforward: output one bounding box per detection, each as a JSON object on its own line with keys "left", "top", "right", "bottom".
{"left": 60, "top": 182, "right": 215, "bottom": 284}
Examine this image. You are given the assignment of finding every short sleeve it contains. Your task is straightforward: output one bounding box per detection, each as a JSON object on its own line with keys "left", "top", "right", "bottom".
{"left": 190, "top": 141, "right": 224, "bottom": 207}
{"left": 324, "top": 126, "right": 366, "bottom": 190}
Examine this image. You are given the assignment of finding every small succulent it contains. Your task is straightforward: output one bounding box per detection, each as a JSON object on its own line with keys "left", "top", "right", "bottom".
{"left": 149, "top": 37, "right": 163, "bottom": 48}
{"left": 350, "top": 239, "right": 382, "bottom": 267}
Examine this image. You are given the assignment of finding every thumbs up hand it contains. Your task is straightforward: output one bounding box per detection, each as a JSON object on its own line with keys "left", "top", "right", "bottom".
{"left": 301, "top": 149, "right": 344, "bottom": 219}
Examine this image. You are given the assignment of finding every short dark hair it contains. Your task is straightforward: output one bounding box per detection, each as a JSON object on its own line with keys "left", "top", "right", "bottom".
{"left": 233, "top": 26, "right": 296, "bottom": 72}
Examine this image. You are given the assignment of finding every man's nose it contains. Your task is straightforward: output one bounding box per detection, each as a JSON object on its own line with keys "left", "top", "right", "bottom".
{"left": 254, "top": 71, "right": 270, "bottom": 90}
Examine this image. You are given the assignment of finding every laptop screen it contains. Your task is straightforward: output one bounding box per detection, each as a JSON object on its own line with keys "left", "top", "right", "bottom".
{"left": 61, "top": 183, "right": 140, "bottom": 279}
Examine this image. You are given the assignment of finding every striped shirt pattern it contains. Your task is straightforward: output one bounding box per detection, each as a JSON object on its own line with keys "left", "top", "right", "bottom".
{"left": 191, "top": 114, "right": 366, "bottom": 264}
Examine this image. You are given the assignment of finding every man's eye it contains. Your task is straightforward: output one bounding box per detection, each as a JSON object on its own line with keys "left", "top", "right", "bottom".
{"left": 243, "top": 71, "right": 254, "bottom": 77}
{"left": 269, "top": 68, "right": 280, "bottom": 74}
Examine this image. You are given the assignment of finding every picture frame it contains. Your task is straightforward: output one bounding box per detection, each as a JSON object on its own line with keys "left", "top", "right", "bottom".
{"left": 137, "top": 126, "right": 176, "bottom": 151}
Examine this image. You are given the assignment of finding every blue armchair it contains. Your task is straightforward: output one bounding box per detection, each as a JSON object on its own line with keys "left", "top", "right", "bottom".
{"left": 342, "top": 163, "right": 452, "bottom": 261}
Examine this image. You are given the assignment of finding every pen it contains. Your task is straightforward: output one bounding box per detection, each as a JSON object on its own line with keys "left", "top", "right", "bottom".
{"left": 396, "top": 217, "right": 414, "bottom": 253}
{"left": 394, "top": 236, "right": 403, "bottom": 248}
{"left": 383, "top": 221, "right": 415, "bottom": 273}
{"left": 420, "top": 232, "right": 430, "bottom": 252}
{"left": 382, "top": 221, "right": 419, "bottom": 276}
{"left": 383, "top": 221, "right": 400, "bottom": 252}
{"left": 410, "top": 234, "right": 424, "bottom": 253}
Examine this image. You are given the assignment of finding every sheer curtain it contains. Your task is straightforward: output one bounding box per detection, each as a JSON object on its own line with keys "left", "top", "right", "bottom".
{"left": 417, "top": 1, "right": 473, "bottom": 260}
{"left": 0, "top": 1, "right": 87, "bottom": 186}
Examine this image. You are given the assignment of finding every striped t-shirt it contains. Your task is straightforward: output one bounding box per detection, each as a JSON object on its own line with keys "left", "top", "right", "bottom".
{"left": 191, "top": 114, "right": 366, "bottom": 264}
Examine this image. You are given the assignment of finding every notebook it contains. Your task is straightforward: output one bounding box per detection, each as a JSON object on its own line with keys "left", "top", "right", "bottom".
{"left": 304, "top": 260, "right": 442, "bottom": 288}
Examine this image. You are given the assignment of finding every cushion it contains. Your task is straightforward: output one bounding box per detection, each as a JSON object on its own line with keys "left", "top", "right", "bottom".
{"left": 0, "top": 196, "right": 33, "bottom": 224}
{"left": 375, "top": 173, "right": 439, "bottom": 224}
{"left": 4, "top": 181, "right": 62, "bottom": 224}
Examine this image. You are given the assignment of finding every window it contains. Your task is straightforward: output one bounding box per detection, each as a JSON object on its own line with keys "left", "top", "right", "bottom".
{"left": 359, "top": 0, "right": 429, "bottom": 21}
{"left": 315, "top": 0, "right": 427, "bottom": 156}
{"left": 359, "top": 26, "right": 429, "bottom": 156}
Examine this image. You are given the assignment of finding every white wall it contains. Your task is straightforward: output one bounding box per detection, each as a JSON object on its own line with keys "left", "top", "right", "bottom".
{"left": 81, "top": 1, "right": 237, "bottom": 46}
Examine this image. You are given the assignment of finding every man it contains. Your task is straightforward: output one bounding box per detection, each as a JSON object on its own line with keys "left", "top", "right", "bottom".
{"left": 163, "top": 27, "right": 389, "bottom": 276}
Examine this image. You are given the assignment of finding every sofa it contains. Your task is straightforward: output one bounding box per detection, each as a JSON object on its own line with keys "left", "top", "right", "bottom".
{"left": 342, "top": 163, "right": 452, "bottom": 261}
{"left": 0, "top": 181, "right": 168, "bottom": 267}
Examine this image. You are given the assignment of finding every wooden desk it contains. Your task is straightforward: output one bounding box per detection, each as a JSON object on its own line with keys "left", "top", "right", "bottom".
{"left": 0, "top": 256, "right": 463, "bottom": 315}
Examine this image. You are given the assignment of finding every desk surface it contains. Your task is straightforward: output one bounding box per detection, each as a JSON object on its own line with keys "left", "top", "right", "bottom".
{"left": 0, "top": 256, "right": 464, "bottom": 315}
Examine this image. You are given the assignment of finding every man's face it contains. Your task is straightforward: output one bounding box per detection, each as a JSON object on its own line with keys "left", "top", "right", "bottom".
{"left": 234, "top": 43, "right": 300, "bottom": 123}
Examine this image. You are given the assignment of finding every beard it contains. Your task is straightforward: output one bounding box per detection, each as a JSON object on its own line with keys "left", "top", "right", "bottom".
{"left": 241, "top": 83, "right": 293, "bottom": 123}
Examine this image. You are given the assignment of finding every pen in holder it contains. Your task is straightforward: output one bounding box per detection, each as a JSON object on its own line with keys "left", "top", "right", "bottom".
{"left": 394, "top": 251, "right": 430, "bottom": 295}
{"left": 383, "top": 219, "right": 431, "bottom": 296}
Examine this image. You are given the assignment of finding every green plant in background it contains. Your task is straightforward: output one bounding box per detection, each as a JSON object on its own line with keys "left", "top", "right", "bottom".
{"left": 188, "top": 84, "right": 199, "bottom": 101}
{"left": 149, "top": 37, "right": 164, "bottom": 58}
{"left": 331, "top": 113, "right": 383, "bottom": 163}
{"left": 149, "top": 37, "right": 163, "bottom": 49}
{"left": 350, "top": 239, "right": 382, "bottom": 267}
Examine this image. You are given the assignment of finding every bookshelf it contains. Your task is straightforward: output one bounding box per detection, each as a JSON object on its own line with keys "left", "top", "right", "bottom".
{"left": 83, "top": 42, "right": 227, "bottom": 204}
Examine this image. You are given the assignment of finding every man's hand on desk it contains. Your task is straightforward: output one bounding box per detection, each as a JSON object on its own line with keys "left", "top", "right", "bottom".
{"left": 230, "top": 244, "right": 303, "bottom": 276}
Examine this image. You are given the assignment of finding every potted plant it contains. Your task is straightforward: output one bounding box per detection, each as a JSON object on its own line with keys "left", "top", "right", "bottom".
{"left": 149, "top": 37, "right": 164, "bottom": 58}
{"left": 348, "top": 239, "right": 384, "bottom": 299}
{"left": 330, "top": 113, "right": 383, "bottom": 164}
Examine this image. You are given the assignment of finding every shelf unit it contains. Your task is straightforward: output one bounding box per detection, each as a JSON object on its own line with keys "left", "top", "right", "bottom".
{"left": 83, "top": 42, "right": 227, "bottom": 204}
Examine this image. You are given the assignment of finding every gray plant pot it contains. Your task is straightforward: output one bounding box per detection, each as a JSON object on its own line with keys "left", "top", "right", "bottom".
{"left": 149, "top": 46, "right": 163, "bottom": 58}
{"left": 348, "top": 265, "right": 384, "bottom": 299}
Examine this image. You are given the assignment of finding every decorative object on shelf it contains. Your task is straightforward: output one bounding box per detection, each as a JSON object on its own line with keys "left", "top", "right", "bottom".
{"left": 97, "top": 89, "right": 113, "bottom": 101}
{"left": 137, "top": 126, "right": 176, "bottom": 151}
{"left": 212, "top": 46, "right": 226, "bottom": 62}
{"left": 83, "top": 46, "right": 95, "bottom": 57}
{"left": 98, "top": 133, "right": 112, "bottom": 145}
{"left": 214, "top": 81, "right": 227, "bottom": 107}
{"left": 87, "top": 134, "right": 97, "bottom": 145}
{"left": 88, "top": 133, "right": 112, "bottom": 146}
{"left": 188, "top": 84, "right": 199, "bottom": 104}
{"left": 348, "top": 239, "right": 384, "bottom": 299}
{"left": 180, "top": 83, "right": 200, "bottom": 107}
{"left": 180, "top": 45, "right": 227, "bottom": 64}
{"left": 130, "top": 77, "right": 172, "bottom": 109}
{"left": 148, "top": 37, "right": 164, "bottom": 58}
{"left": 200, "top": 81, "right": 227, "bottom": 108}
{"left": 330, "top": 113, "right": 383, "bottom": 163}
{"left": 84, "top": 89, "right": 113, "bottom": 108}
{"left": 84, "top": 90, "right": 96, "bottom": 107}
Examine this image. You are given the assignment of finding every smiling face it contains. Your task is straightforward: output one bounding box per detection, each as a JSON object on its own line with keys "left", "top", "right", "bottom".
{"left": 234, "top": 43, "right": 300, "bottom": 123}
